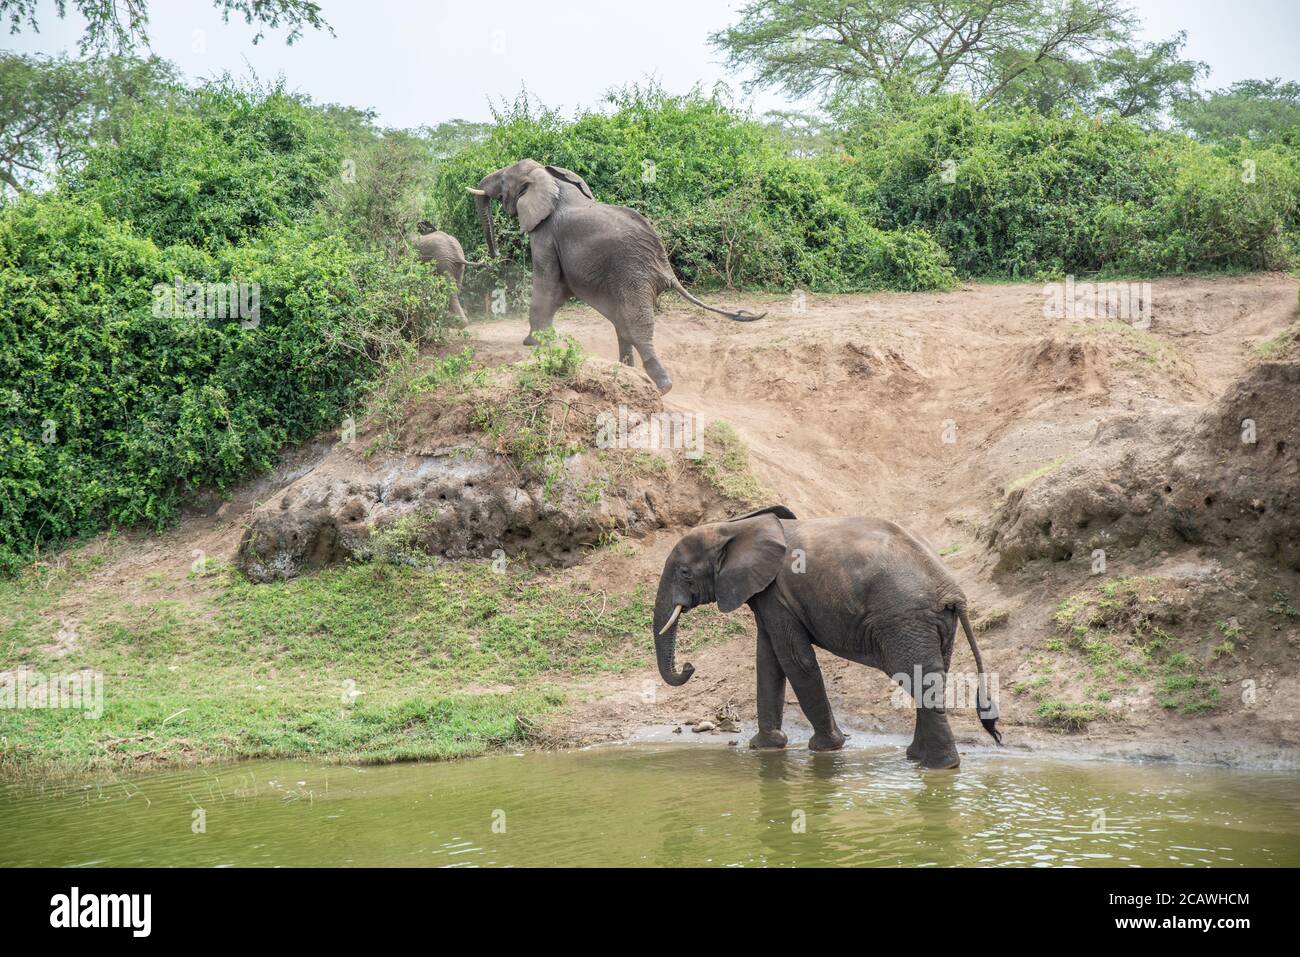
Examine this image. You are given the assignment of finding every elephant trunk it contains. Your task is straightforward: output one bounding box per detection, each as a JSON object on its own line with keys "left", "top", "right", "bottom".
{"left": 653, "top": 572, "right": 694, "bottom": 687}
{"left": 474, "top": 193, "right": 498, "bottom": 260}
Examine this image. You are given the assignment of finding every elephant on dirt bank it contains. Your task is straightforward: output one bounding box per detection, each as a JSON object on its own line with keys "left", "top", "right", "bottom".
{"left": 466, "top": 159, "right": 765, "bottom": 394}
{"left": 653, "top": 506, "right": 1003, "bottom": 769}
{"left": 410, "top": 221, "right": 469, "bottom": 321}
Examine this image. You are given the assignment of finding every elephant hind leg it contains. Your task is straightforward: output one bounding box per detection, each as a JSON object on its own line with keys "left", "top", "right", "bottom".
{"left": 906, "top": 710, "right": 927, "bottom": 761}
{"left": 615, "top": 329, "right": 635, "bottom": 367}
{"left": 885, "top": 625, "right": 960, "bottom": 769}
{"left": 622, "top": 305, "right": 671, "bottom": 394}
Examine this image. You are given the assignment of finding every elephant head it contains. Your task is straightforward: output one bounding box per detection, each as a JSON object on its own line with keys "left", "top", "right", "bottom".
{"left": 652, "top": 506, "right": 798, "bottom": 686}
{"left": 466, "top": 159, "right": 594, "bottom": 259}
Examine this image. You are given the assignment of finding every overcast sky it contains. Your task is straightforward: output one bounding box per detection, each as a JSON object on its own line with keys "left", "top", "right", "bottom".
{"left": 7, "top": 0, "right": 1300, "bottom": 128}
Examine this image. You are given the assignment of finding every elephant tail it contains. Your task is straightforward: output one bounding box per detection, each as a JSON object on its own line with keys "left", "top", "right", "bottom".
{"left": 668, "top": 276, "right": 766, "bottom": 322}
{"left": 959, "top": 608, "right": 1003, "bottom": 745}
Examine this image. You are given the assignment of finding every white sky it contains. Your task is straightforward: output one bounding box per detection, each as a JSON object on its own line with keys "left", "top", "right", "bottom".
{"left": 6, "top": 0, "right": 1300, "bottom": 128}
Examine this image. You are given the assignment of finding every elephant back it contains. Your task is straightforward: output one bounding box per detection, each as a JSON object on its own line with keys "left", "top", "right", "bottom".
{"left": 413, "top": 230, "right": 467, "bottom": 266}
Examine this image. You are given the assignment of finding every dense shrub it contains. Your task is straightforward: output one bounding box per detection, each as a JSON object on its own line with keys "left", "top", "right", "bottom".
{"left": 65, "top": 81, "right": 344, "bottom": 252}
{"left": 0, "top": 195, "right": 449, "bottom": 574}
{"left": 0, "top": 78, "right": 454, "bottom": 574}
{"left": 841, "top": 96, "right": 1300, "bottom": 277}
{"left": 431, "top": 88, "right": 954, "bottom": 293}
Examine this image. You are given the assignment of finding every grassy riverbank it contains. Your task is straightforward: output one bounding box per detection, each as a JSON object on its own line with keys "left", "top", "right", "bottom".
{"left": 0, "top": 543, "right": 742, "bottom": 781}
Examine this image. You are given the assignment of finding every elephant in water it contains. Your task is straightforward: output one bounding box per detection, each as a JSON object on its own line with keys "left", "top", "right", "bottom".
{"left": 410, "top": 221, "right": 468, "bottom": 321}
{"left": 653, "top": 506, "right": 1003, "bottom": 769}
{"left": 467, "top": 159, "right": 764, "bottom": 394}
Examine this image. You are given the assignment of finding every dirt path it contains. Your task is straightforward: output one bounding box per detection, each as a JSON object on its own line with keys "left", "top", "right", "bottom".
{"left": 473, "top": 274, "right": 1300, "bottom": 767}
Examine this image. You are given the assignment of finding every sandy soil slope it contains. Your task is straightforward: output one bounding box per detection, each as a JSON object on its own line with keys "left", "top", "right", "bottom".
{"left": 34, "top": 275, "right": 1298, "bottom": 769}
{"left": 472, "top": 274, "right": 1300, "bottom": 767}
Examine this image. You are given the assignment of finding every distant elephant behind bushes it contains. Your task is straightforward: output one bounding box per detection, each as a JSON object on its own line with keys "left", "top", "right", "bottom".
{"left": 409, "top": 221, "right": 468, "bottom": 320}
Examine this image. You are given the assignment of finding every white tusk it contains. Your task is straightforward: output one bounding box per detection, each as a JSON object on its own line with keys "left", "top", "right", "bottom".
{"left": 658, "top": 604, "right": 683, "bottom": 636}
{"left": 465, "top": 187, "right": 487, "bottom": 196}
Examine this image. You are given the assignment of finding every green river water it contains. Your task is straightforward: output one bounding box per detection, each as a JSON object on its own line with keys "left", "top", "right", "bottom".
{"left": 2, "top": 745, "right": 1297, "bottom": 867}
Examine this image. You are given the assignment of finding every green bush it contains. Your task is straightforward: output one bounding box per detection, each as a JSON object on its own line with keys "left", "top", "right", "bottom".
{"left": 841, "top": 95, "right": 1300, "bottom": 277}
{"left": 0, "top": 194, "right": 448, "bottom": 575}
{"left": 66, "top": 80, "right": 344, "bottom": 252}
{"left": 0, "top": 78, "right": 459, "bottom": 574}
{"left": 430, "top": 87, "right": 954, "bottom": 293}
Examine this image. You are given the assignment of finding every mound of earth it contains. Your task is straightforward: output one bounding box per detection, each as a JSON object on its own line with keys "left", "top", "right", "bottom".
{"left": 236, "top": 351, "right": 736, "bottom": 582}
{"left": 989, "top": 360, "right": 1300, "bottom": 572}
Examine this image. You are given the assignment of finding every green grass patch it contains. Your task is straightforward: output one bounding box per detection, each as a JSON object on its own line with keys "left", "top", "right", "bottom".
{"left": 689, "top": 421, "right": 770, "bottom": 507}
{"left": 0, "top": 555, "right": 742, "bottom": 781}
{"left": 1029, "top": 575, "right": 1230, "bottom": 730}
{"left": 1005, "top": 456, "right": 1072, "bottom": 495}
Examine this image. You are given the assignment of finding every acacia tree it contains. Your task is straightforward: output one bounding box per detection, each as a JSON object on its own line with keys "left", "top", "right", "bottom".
{"left": 710, "top": 0, "right": 1199, "bottom": 118}
{"left": 1174, "top": 79, "right": 1300, "bottom": 143}
{"left": 0, "top": 0, "right": 331, "bottom": 52}
{"left": 0, "top": 53, "right": 179, "bottom": 194}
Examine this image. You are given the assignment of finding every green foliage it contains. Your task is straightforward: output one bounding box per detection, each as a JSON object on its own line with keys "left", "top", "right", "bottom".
{"left": 431, "top": 87, "right": 954, "bottom": 293}
{"left": 689, "top": 420, "right": 771, "bottom": 506}
{"left": 0, "top": 194, "right": 449, "bottom": 574}
{"left": 842, "top": 95, "right": 1300, "bottom": 277}
{"left": 1035, "top": 698, "right": 1107, "bottom": 730}
{"left": 708, "top": 0, "right": 1205, "bottom": 122}
{"left": 0, "top": 74, "right": 458, "bottom": 575}
{"left": 66, "top": 80, "right": 344, "bottom": 251}
{"left": 0, "top": 0, "right": 332, "bottom": 54}
{"left": 1174, "top": 79, "right": 1300, "bottom": 144}
{"left": 0, "top": 52, "right": 181, "bottom": 196}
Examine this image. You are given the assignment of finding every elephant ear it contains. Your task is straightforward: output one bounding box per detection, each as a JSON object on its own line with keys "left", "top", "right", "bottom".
{"left": 545, "top": 165, "right": 594, "bottom": 199}
{"left": 517, "top": 166, "right": 560, "bottom": 232}
{"left": 716, "top": 514, "right": 788, "bottom": 613}
{"left": 726, "top": 504, "right": 798, "bottom": 523}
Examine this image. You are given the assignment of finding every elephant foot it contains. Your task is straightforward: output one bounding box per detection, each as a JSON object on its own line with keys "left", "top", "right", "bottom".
{"left": 808, "top": 730, "right": 847, "bottom": 752}
{"left": 654, "top": 377, "right": 673, "bottom": 395}
{"left": 920, "top": 750, "right": 960, "bottom": 770}
{"left": 620, "top": 355, "right": 634, "bottom": 367}
{"left": 905, "top": 742, "right": 925, "bottom": 761}
{"left": 522, "top": 333, "right": 539, "bottom": 346}
{"left": 748, "top": 729, "right": 788, "bottom": 750}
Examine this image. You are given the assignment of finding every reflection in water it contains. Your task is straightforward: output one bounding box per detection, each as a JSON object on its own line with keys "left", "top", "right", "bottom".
{"left": 1, "top": 745, "right": 1297, "bottom": 867}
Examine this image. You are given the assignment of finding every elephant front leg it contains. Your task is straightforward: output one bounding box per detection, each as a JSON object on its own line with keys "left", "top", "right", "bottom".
{"left": 766, "top": 621, "right": 846, "bottom": 752}
{"left": 523, "top": 270, "right": 569, "bottom": 346}
{"left": 749, "top": 629, "right": 788, "bottom": 749}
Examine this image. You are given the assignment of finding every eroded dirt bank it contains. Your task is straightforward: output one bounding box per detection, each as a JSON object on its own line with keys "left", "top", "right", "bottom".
{"left": 10, "top": 275, "right": 1297, "bottom": 774}
{"left": 471, "top": 273, "right": 1300, "bottom": 768}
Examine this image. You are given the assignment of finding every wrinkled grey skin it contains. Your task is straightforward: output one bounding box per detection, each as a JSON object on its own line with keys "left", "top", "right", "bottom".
{"left": 469, "top": 159, "right": 764, "bottom": 394}
{"left": 410, "top": 221, "right": 468, "bottom": 320}
{"left": 653, "top": 506, "right": 1003, "bottom": 769}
